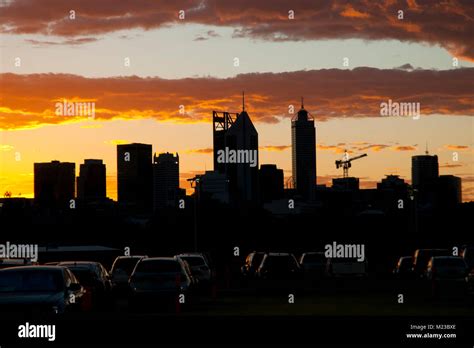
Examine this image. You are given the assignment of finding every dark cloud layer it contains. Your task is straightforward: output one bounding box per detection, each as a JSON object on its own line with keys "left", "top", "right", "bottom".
{"left": 1, "top": 0, "right": 473, "bottom": 60}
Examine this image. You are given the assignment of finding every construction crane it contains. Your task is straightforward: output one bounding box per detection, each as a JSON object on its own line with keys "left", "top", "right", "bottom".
{"left": 335, "top": 152, "right": 367, "bottom": 178}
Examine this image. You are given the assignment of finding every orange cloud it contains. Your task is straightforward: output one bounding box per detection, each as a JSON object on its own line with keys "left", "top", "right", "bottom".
{"left": 1, "top": 0, "right": 473, "bottom": 61}
{"left": 357, "top": 144, "right": 390, "bottom": 152}
{"left": 392, "top": 145, "right": 417, "bottom": 151}
{"left": 445, "top": 145, "right": 469, "bottom": 151}
{"left": 340, "top": 5, "right": 370, "bottom": 19}
{"left": 186, "top": 148, "right": 213, "bottom": 154}
{"left": 260, "top": 145, "right": 290, "bottom": 152}
{"left": 317, "top": 144, "right": 351, "bottom": 154}
{"left": 440, "top": 163, "right": 463, "bottom": 168}
{"left": 1, "top": 67, "right": 473, "bottom": 130}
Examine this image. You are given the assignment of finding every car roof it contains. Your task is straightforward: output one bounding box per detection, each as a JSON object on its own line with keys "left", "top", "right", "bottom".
{"left": 266, "top": 253, "right": 293, "bottom": 257}
{"left": 116, "top": 255, "right": 146, "bottom": 259}
{"left": 141, "top": 257, "right": 177, "bottom": 262}
{"left": 58, "top": 261, "right": 100, "bottom": 266}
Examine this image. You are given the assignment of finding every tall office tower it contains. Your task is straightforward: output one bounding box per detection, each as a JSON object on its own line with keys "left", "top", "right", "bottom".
{"left": 77, "top": 159, "right": 106, "bottom": 201}
{"left": 437, "top": 175, "right": 462, "bottom": 206}
{"left": 411, "top": 151, "right": 439, "bottom": 189}
{"left": 259, "top": 164, "right": 284, "bottom": 202}
{"left": 117, "top": 143, "right": 152, "bottom": 211}
{"left": 212, "top": 93, "right": 259, "bottom": 204}
{"left": 153, "top": 152, "right": 179, "bottom": 211}
{"left": 34, "top": 160, "right": 75, "bottom": 207}
{"left": 291, "top": 98, "right": 316, "bottom": 201}
{"left": 194, "top": 170, "right": 230, "bottom": 204}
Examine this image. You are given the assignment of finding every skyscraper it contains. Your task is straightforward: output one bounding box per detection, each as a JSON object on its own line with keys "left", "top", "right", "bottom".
{"left": 411, "top": 153, "right": 439, "bottom": 189}
{"left": 34, "top": 160, "right": 75, "bottom": 207}
{"left": 213, "top": 93, "right": 259, "bottom": 204}
{"left": 117, "top": 143, "right": 152, "bottom": 211}
{"left": 259, "top": 164, "right": 284, "bottom": 202}
{"left": 194, "top": 170, "right": 230, "bottom": 204}
{"left": 153, "top": 152, "right": 180, "bottom": 211}
{"left": 77, "top": 159, "right": 106, "bottom": 201}
{"left": 292, "top": 98, "right": 316, "bottom": 200}
{"left": 437, "top": 175, "right": 462, "bottom": 206}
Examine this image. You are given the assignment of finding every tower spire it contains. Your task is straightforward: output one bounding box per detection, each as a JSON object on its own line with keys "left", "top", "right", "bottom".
{"left": 425, "top": 141, "right": 429, "bottom": 155}
{"left": 301, "top": 96, "right": 304, "bottom": 109}
{"left": 242, "top": 91, "right": 245, "bottom": 112}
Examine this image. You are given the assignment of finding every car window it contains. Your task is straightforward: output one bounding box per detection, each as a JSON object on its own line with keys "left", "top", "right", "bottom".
{"left": 0, "top": 270, "right": 63, "bottom": 293}
{"left": 181, "top": 257, "right": 206, "bottom": 267}
{"left": 67, "top": 268, "right": 96, "bottom": 286}
{"left": 135, "top": 260, "right": 181, "bottom": 273}
{"left": 264, "top": 256, "right": 298, "bottom": 270}
{"left": 434, "top": 258, "right": 466, "bottom": 269}
{"left": 112, "top": 258, "right": 141, "bottom": 275}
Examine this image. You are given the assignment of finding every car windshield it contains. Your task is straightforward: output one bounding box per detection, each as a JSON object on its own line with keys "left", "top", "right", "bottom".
{"left": 135, "top": 260, "right": 180, "bottom": 274}
{"left": 264, "top": 256, "right": 297, "bottom": 270}
{"left": 181, "top": 257, "right": 205, "bottom": 267}
{"left": 434, "top": 258, "right": 466, "bottom": 269}
{"left": 112, "top": 258, "right": 141, "bottom": 275}
{"left": 0, "top": 270, "right": 63, "bottom": 293}
{"left": 399, "top": 258, "right": 412, "bottom": 267}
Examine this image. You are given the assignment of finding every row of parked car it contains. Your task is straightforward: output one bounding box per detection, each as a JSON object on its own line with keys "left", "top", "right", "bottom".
{"left": 0, "top": 252, "right": 214, "bottom": 316}
{"left": 241, "top": 251, "right": 368, "bottom": 286}
{"left": 392, "top": 246, "right": 474, "bottom": 297}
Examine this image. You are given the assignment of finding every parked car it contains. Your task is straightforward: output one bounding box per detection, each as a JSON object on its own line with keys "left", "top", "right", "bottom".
{"left": 58, "top": 261, "right": 112, "bottom": 309}
{"left": 256, "top": 253, "right": 302, "bottom": 289}
{"left": 0, "top": 266, "right": 84, "bottom": 317}
{"left": 110, "top": 255, "right": 147, "bottom": 291}
{"left": 425, "top": 256, "right": 468, "bottom": 298}
{"left": 412, "top": 249, "right": 450, "bottom": 277}
{"left": 176, "top": 253, "right": 212, "bottom": 284}
{"left": 326, "top": 258, "right": 368, "bottom": 277}
{"left": 393, "top": 256, "right": 413, "bottom": 279}
{"left": 128, "top": 257, "right": 194, "bottom": 309}
{"left": 241, "top": 251, "right": 265, "bottom": 279}
{"left": 299, "top": 252, "right": 326, "bottom": 280}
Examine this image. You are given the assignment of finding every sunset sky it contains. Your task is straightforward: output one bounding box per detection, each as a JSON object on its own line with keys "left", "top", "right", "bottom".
{"left": 1, "top": 0, "right": 473, "bottom": 201}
